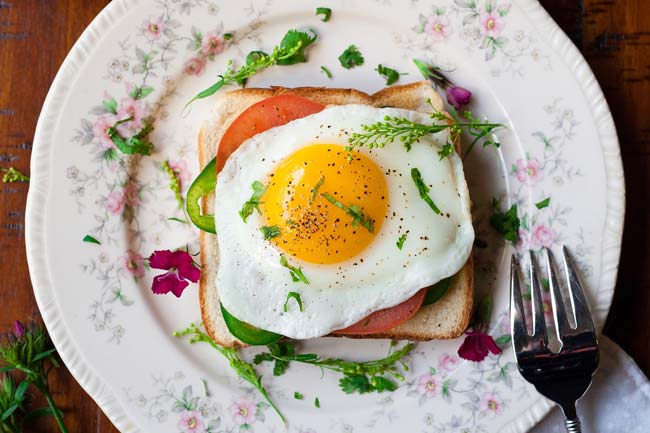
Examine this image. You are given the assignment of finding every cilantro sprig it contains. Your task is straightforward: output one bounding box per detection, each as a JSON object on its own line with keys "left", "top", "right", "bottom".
{"left": 347, "top": 100, "right": 503, "bottom": 158}
{"left": 239, "top": 181, "right": 267, "bottom": 222}
{"left": 376, "top": 64, "right": 403, "bottom": 86}
{"left": 396, "top": 233, "right": 407, "bottom": 250}
{"left": 490, "top": 200, "right": 520, "bottom": 243}
{"left": 280, "top": 255, "right": 309, "bottom": 284}
{"left": 174, "top": 323, "right": 286, "bottom": 425}
{"left": 254, "top": 341, "right": 414, "bottom": 395}
{"left": 310, "top": 176, "right": 325, "bottom": 205}
{"left": 338, "top": 45, "right": 364, "bottom": 69}
{"left": 186, "top": 29, "right": 317, "bottom": 106}
{"left": 261, "top": 225, "right": 281, "bottom": 239}
{"left": 283, "top": 292, "right": 304, "bottom": 312}
{"left": 321, "top": 192, "right": 374, "bottom": 233}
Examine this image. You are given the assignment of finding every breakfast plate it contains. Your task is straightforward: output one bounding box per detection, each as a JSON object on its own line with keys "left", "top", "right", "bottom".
{"left": 26, "top": 0, "right": 623, "bottom": 432}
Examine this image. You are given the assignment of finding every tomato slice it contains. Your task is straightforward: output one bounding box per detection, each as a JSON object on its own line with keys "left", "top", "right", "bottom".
{"left": 332, "top": 289, "right": 427, "bottom": 335}
{"left": 216, "top": 94, "right": 325, "bottom": 172}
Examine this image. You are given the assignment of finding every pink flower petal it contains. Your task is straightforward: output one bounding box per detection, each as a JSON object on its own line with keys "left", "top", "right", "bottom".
{"left": 152, "top": 271, "right": 189, "bottom": 298}
{"left": 178, "top": 261, "right": 201, "bottom": 283}
{"left": 149, "top": 250, "right": 176, "bottom": 270}
{"left": 458, "top": 331, "right": 502, "bottom": 362}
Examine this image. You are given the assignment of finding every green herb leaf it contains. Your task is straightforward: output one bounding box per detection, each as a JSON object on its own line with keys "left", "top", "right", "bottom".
{"left": 294, "top": 391, "right": 304, "bottom": 400}
{"left": 186, "top": 29, "right": 317, "bottom": 106}
{"left": 240, "top": 181, "right": 267, "bottom": 222}
{"left": 410, "top": 168, "right": 442, "bottom": 214}
{"left": 1, "top": 167, "right": 30, "bottom": 183}
{"left": 396, "top": 233, "right": 407, "bottom": 250}
{"left": 261, "top": 225, "right": 281, "bottom": 239}
{"left": 283, "top": 291, "right": 304, "bottom": 312}
{"left": 321, "top": 192, "right": 374, "bottom": 233}
{"left": 32, "top": 348, "right": 57, "bottom": 362}
{"left": 315, "top": 7, "right": 332, "bottom": 22}
{"left": 371, "top": 376, "right": 398, "bottom": 392}
{"left": 82, "top": 235, "right": 101, "bottom": 245}
{"left": 314, "top": 397, "right": 320, "bottom": 408}
{"left": 338, "top": 45, "right": 364, "bottom": 69}
{"left": 320, "top": 65, "right": 332, "bottom": 78}
{"left": 535, "top": 197, "right": 550, "bottom": 209}
{"left": 376, "top": 64, "right": 402, "bottom": 86}
{"left": 340, "top": 374, "right": 372, "bottom": 394}
{"left": 490, "top": 203, "right": 520, "bottom": 243}
{"left": 310, "top": 176, "right": 325, "bottom": 205}
{"left": 423, "top": 277, "right": 452, "bottom": 305}
{"left": 438, "top": 143, "right": 454, "bottom": 159}
{"left": 224, "top": 32, "right": 233, "bottom": 40}
{"left": 162, "top": 161, "right": 186, "bottom": 215}
{"left": 280, "top": 255, "right": 309, "bottom": 284}
{"left": 107, "top": 118, "right": 154, "bottom": 156}
{"left": 174, "top": 323, "right": 287, "bottom": 425}
{"left": 477, "top": 294, "right": 493, "bottom": 327}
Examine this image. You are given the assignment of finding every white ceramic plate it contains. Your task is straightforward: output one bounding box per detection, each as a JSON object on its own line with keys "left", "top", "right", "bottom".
{"left": 26, "top": 0, "right": 624, "bottom": 432}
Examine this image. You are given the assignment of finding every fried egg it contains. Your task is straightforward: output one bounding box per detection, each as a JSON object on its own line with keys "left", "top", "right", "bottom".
{"left": 215, "top": 104, "right": 474, "bottom": 339}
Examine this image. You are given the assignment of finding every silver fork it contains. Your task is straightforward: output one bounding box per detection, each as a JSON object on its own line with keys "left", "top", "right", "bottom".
{"left": 510, "top": 246, "right": 599, "bottom": 433}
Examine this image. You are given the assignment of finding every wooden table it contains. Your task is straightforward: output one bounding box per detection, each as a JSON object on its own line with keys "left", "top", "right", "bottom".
{"left": 0, "top": 0, "right": 647, "bottom": 431}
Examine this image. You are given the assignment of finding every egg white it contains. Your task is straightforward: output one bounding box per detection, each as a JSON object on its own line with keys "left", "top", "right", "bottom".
{"left": 214, "top": 104, "right": 474, "bottom": 339}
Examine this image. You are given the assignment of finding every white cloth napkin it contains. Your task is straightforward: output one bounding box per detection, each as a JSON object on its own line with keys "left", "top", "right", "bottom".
{"left": 530, "top": 335, "right": 650, "bottom": 433}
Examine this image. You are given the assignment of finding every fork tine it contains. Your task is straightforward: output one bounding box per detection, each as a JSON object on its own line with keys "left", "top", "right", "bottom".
{"left": 510, "top": 255, "right": 528, "bottom": 352}
{"left": 545, "top": 248, "right": 571, "bottom": 341}
{"left": 562, "top": 246, "right": 596, "bottom": 333}
{"left": 529, "top": 252, "right": 548, "bottom": 345}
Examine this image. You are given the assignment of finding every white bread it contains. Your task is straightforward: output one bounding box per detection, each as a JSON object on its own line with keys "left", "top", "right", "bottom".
{"left": 198, "top": 82, "right": 473, "bottom": 347}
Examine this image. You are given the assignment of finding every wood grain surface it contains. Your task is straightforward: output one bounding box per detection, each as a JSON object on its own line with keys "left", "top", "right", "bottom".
{"left": 0, "top": 0, "right": 647, "bottom": 431}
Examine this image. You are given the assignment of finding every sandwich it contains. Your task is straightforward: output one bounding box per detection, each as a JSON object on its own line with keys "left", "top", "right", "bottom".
{"left": 196, "top": 81, "right": 474, "bottom": 348}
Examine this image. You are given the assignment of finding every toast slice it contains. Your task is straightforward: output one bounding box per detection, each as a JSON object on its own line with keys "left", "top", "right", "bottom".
{"left": 198, "top": 81, "right": 473, "bottom": 348}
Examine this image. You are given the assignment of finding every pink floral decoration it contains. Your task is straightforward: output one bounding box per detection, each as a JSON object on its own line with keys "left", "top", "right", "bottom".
{"left": 143, "top": 16, "right": 166, "bottom": 41}
{"left": 438, "top": 353, "right": 460, "bottom": 373}
{"left": 106, "top": 190, "right": 126, "bottom": 215}
{"left": 417, "top": 373, "right": 441, "bottom": 398}
{"left": 480, "top": 12, "right": 505, "bottom": 37}
{"left": 149, "top": 250, "right": 201, "bottom": 298}
{"left": 92, "top": 115, "right": 118, "bottom": 149}
{"left": 177, "top": 410, "right": 206, "bottom": 433}
{"left": 478, "top": 391, "right": 504, "bottom": 415}
{"left": 116, "top": 98, "right": 146, "bottom": 136}
{"left": 121, "top": 250, "right": 146, "bottom": 280}
{"left": 201, "top": 31, "right": 226, "bottom": 57}
{"left": 515, "top": 158, "right": 543, "bottom": 184}
{"left": 123, "top": 183, "right": 141, "bottom": 208}
{"left": 183, "top": 57, "right": 207, "bottom": 76}
{"left": 229, "top": 397, "right": 257, "bottom": 425}
{"left": 530, "top": 223, "right": 554, "bottom": 250}
{"left": 457, "top": 330, "right": 502, "bottom": 362}
{"left": 424, "top": 14, "right": 451, "bottom": 41}
{"left": 516, "top": 228, "right": 530, "bottom": 251}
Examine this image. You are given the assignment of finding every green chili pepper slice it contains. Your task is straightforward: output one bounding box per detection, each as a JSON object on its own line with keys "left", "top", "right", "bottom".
{"left": 220, "top": 304, "right": 283, "bottom": 345}
{"left": 186, "top": 157, "right": 217, "bottom": 233}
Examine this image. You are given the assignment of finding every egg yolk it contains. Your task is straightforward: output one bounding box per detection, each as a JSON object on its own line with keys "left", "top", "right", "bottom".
{"left": 262, "top": 144, "right": 388, "bottom": 265}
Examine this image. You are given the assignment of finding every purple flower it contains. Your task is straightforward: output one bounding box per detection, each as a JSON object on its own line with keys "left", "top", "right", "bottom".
{"left": 446, "top": 86, "right": 472, "bottom": 110}
{"left": 13, "top": 320, "right": 25, "bottom": 338}
{"left": 457, "top": 330, "right": 502, "bottom": 362}
{"left": 149, "top": 250, "right": 201, "bottom": 298}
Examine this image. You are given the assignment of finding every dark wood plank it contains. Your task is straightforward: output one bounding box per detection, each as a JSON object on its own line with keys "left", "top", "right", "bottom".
{"left": 0, "top": 1, "right": 648, "bottom": 432}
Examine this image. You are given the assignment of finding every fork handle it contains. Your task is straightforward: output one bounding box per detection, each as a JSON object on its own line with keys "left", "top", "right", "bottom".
{"left": 565, "top": 418, "right": 582, "bottom": 433}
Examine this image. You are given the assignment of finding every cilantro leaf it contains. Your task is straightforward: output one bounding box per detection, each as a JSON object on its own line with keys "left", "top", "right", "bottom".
{"left": 261, "top": 225, "right": 281, "bottom": 239}
{"left": 280, "top": 255, "right": 309, "bottom": 284}
{"left": 410, "top": 168, "right": 442, "bottom": 214}
{"left": 294, "top": 392, "right": 304, "bottom": 400}
{"left": 376, "top": 64, "right": 402, "bottom": 85}
{"left": 338, "top": 45, "right": 364, "bottom": 69}
{"left": 396, "top": 233, "right": 407, "bottom": 250}
{"left": 283, "top": 291, "right": 304, "bottom": 312}
{"left": 535, "top": 197, "right": 550, "bottom": 209}
{"left": 276, "top": 29, "right": 318, "bottom": 65}
{"left": 321, "top": 192, "right": 374, "bottom": 233}
{"left": 314, "top": 397, "right": 320, "bottom": 408}
{"left": 316, "top": 7, "right": 332, "bottom": 22}
{"left": 490, "top": 203, "right": 520, "bottom": 243}
{"left": 371, "top": 376, "right": 398, "bottom": 392}
{"left": 239, "top": 181, "right": 267, "bottom": 222}
{"left": 340, "top": 374, "right": 373, "bottom": 394}
{"left": 320, "top": 65, "right": 332, "bottom": 78}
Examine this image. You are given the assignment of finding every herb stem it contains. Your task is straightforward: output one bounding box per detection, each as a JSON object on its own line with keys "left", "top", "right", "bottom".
{"left": 36, "top": 383, "right": 68, "bottom": 433}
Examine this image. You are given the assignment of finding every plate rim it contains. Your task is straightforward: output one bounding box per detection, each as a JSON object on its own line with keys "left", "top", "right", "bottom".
{"left": 24, "top": 0, "right": 624, "bottom": 432}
